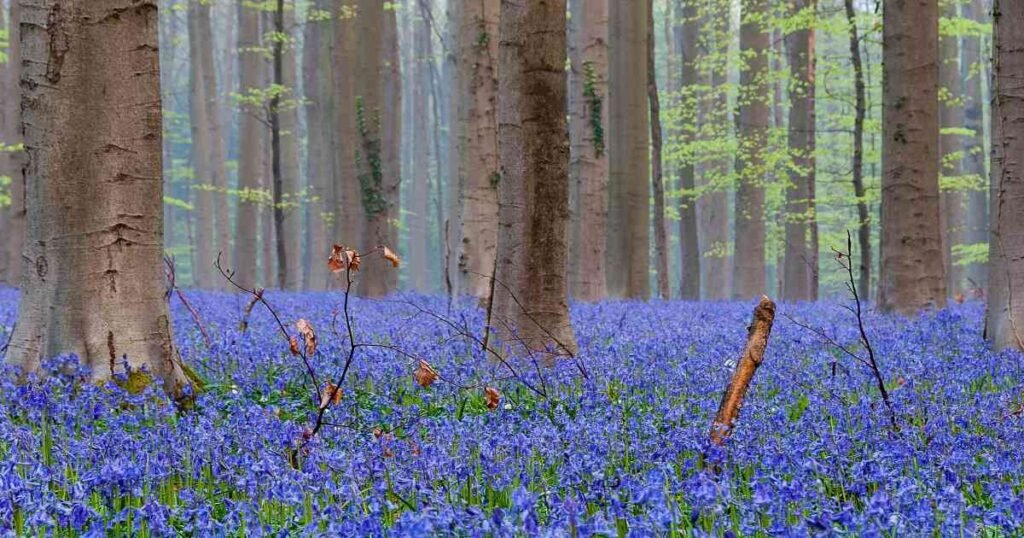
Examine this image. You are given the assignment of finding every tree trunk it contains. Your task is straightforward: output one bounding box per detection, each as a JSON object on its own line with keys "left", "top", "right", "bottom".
{"left": 6, "top": 0, "right": 192, "bottom": 398}
{"left": 445, "top": 0, "right": 461, "bottom": 299}
{"left": 2, "top": 0, "right": 23, "bottom": 286}
{"left": 334, "top": 0, "right": 363, "bottom": 255}
{"left": 567, "top": 0, "right": 608, "bottom": 302}
{"left": 234, "top": 0, "right": 263, "bottom": 289}
{"left": 844, "top": 0, "right": 871, "bottom": 298}
{"left": 381, "top": 4, "right": 401, "bottom": 292}
{"left": 647, "top": 0, "right": 669, "bottom": 301}
{"left": 962, "top": 0, "right": 988, "bottom": 291}
{"left": 408, "top": 5, "right": 431, "bottom": 292}
{"left": 279, "top": 0, "right": 302, "bottom": 290}
{"left": 303, "top": 0, "right": 333, "bottom": 290}
{"left": 492, "top": 0, "right": 577, "bottom": 360}
{"left": 986, "top": 0, "right": 1024, "bottom": 352}
{"left": 733, "top": 0, "right": 769, "bottom": 299}
{"left": 879, "top": 0, "right": 946, "bottom": 314}
{"left": 781, "top": 0, "right": 818, "bottom": 302}
{"left": 607, "top": 0, "right": 650, "bottom": 299}
{"left": 188, "top": 2, "right": 216, "bottom": 289}
{"left": 0, "top": 2, "right": 10, "bottom": 284}
{"left": 456, "top": 0, "right": 499, "bottom": 300}
{"left": 939, "top": 0, "right": 968, "bottom": 296}
{"left": 675, "top": 0, "right": 701, "bottom": 300}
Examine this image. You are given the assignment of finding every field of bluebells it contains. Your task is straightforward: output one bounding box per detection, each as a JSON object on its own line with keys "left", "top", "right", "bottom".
{"left": 1, "top": 285, "right": 1023, "bottom": 537}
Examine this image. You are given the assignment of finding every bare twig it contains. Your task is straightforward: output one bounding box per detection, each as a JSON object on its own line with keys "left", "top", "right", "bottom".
{"left": 164, "top": 256, "right": 212, "bottom": 348}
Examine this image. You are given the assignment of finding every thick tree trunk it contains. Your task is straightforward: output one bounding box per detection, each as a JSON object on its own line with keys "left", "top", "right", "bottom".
{"left": 188, "top": 2, "right": 216, "bottom": 289}
{"left": 986, "top": 0, "right": 1024, "bottom": 352}
{"left": 2, "top": 0, "right": 23, "bottom": 286}
{"left": 697, "top": 0, "right": 731, "bottom": 300}
{"left": 607, "top": 0, "right": 650, "bottom": 299}
{"left": 844, "top": 0, "right": 871, "bottom": 298}
{"left": 879, "top": 0, "right": 946, "bottom": 314}
{"left": 732, "top": 0, "right": 770, "bottom": 300}
{"left": 303, "top": 0, "right": 333, "bottom": 290}
{"left": 781, "top": 0, "right": 818, "bottom": 302}
{"left": 279, "top": 1, "right": 302, "bottom": 290}
{"left": 6, "top": 0, "right": 192, "bottom": 398}
{"left": 674, "top": 0, "right": 700, "bottom": 300}
{"left": 492, "top": 0, "right": 577, "bottom": 360}
{"left": 456, "top": 0, "right": 499, "bottom": 300}
{"left": 962, "top": 0, "right": 988, "bottom": 291}
{"left": 567, "top": 0, "right": 608, "bottom": 302}
{"left": 334, "top": 0, "right": 363, "bottom": 254}
{"left": 939, "top": 0, "right": 967, "bottom": 295}
{"left": 234, "top": 0, "right": 263, "bottom": 289}
{"left": 647, "top": 0, "right": 669, "bottom": 301}
{"left": 408, "top": 5, "right": 431, "bottom": 291}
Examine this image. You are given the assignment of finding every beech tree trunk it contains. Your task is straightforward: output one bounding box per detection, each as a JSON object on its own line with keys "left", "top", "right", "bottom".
{"left": 781, "top": 0, "right": 818, "bottom": 302}
{"left": 188, "top": 2, "right": 215, "bottom": 288}
{"left": 234, "top": 0, "right": 263, "bottom": 289}
{"left": 278, "top": 0, "right": 302, "bottom": 291}
{"left": 674, "top": 0, "right": 700, "bottom": 300}
{"left": 986, "top": 0, "right": 1024, "bottom": 352}
{"left": 732, "top": 0, "right": 770, "bottom": 300}
{"left": 939, "top": 0, "right": 967, "bottom": 295}
{"left": 381, "top": 5, "right": 401, "bottom": 293}
{"left": 844, "top": 0, "right": 871, "bottom": 298}
{"left": 0, "top": 2, "right": 10, "bottom": 284}
{"left": 455, "top": 0, "right": 499, "bottom": 300}
{"left": 408, "top": 4, "right": 432, "bottom": 292}
{"left": 334, "top": 0, "right": 363, "bottom": 253}
{"left": 567, "top": 0, "right": 608, "bottom": 302}
{"left": 303, "top": 0, "right": 334, "bottom": 290}
{"left": 2, "top": 0, "right": 23, "bottom": 286}
{"left": 492, "top": 0, "right": 577, "bottom": 360}
{"left": 6, "top": 0, "right": 192, "bottom": 398}
{"left": 647, "top": 0, "right": 669, "bottom": 301}
{"left": 607, "top": 0, "right": 649, "bottom": 299}
{"left": 962, "top": 0, "right": 988, "bottom": 291}
{"left": 879, "top": 0, "right": 946, "bottom": 314}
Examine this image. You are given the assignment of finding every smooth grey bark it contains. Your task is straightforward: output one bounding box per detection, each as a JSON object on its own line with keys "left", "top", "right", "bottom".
{"left": 408, "top": 3, "right": 431, "bottom": 291}
{"left": 674, "top": 0, "right": 700, "bottom": 300}
{"left": 962, "top": 0, "right": 988, "bottom": 291}
{"left": 6, "top": 0, "right": 192, "bottom": 397}
{"left": 2, "top": 0, "right": 23, "bottom": 286}
{"left": 188, "top": 2, "right": 216, "bottom": 289}
{"left": 233, "top": 0, "right": 263, "bottom": 289}
{"left": 303, "top": 0, "right": 334, "bottom": 290}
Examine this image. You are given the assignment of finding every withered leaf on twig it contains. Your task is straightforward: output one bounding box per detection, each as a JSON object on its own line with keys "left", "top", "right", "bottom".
{"left": 484, "top": 387, "right": 500, "bottom": 411}
{"left": 295, "top": 319, "right": 317, "bottom": 356}
{"left": 328, "top": 245, "right": 361, "bottom": 273}
{"left": 319, "top": 382, "right": 343, "bottom": 409}
{"left": 413, "top": 360, "right": 439, "bottom": 388}
{"left": 381, "top": 246, "right": 401, "bottom": 268}
{"left": 289, "top": 336, "right": 300, "bottom": 356}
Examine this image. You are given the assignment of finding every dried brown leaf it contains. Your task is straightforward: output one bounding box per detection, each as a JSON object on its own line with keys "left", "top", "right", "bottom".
{"left": 319, "top": 382, "right": 343, "bottom": 409}
{"left": 328, "top": 245, "right": 361, "bottom": 273}
{"left": 381, "top": 246, "right": 401, "bottom": 268}
{"left": 289, "top": 336, "right": 300, "bottom": 356}
{"left": 484, "top": 387, "right": 500, "bottom": 411}
{"left": 413, "top": 360, "right": 439, "bottom": 388}
{"left": 295, "top": 319, "right": 317, "bottom": 355}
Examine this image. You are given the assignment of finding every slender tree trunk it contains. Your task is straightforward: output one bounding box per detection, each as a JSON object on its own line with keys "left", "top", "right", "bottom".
{"left": 0, "top": 2, "right": 10, "bottom": 284}
{"left": 194, "top": 1, "right": 230, "bottom": 290}
{"left": 962, "top": 0, "right": 988, "bottom": 291}
{"left": 675, "top": 0, "right": 701, "bottom": 300}
{"left": 445, "top": 0, "right": 461, "bottom": 299}
{"left": 492, "top": 0, "right": 576, "bottom": 360}
{"left": 418, "top": 0, "right": 446, "bottom": 293}
{"left": 334, "top": 0, "right": 363, "bottom": 253}
{"left": 733, "top": 0, "right": 770, "bottom": 299}
{"left": 270, "top": 0, "right": 287, "bottom": 289}
{"left": 303, "top": 0, "right": 333, "bottom": 290}
{"left": 2, "top": 0, "right": 23, "bottom": 286}
{"left": 567, "top": 0, "right": 608, "bottom": 302}
{"left": 188, "top": 2, "right": 216, "bottom": 288}
{"left": 234, "top": 0, "right": 263, "bottom": 289}
{"left": 6, "top": 0, "right": 192, "bottom": 398}
{"left": 781, "top": 0, "right": 818, "bottom": 302}
{"left": 408, "top": 5, "right": 431, "bottom": 291}
{"left": 939, "top": 0, "right": 968, "bottom": 295}
{"left": 607, "top": 0, "right": 650, "bottom": 299}
{"left": 844, "top": 0, "right": 871, "bottom": 299}
{"left": 986, "top": 0, "right": 1024, "bottom": 352}
{"left": 647, "top": 0, "right": 669, "bottom": 300}
{"left": 456, "top": 0, "right": 499, "bottom": 300}
{"left": 382, "top": 4, "right": 402, "bottom": 292}
{"left": 879, "top": 0, "right": 946, "bottom": 313}
{"left": 279, "top": 1, "right": 302, "bottom": 290}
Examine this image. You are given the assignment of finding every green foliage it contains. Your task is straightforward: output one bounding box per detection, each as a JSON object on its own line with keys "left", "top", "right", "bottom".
{"left": 581, "top": 61, "right": 605, "bottom": 159}
{"left": 952, "top": 243, "right": 989, "bottom": 267}
{"left": 356, "top": 96, "right": 388, "bottom": 217}
{"left": 0, "top": 175, "right": 10, "bottom": 209}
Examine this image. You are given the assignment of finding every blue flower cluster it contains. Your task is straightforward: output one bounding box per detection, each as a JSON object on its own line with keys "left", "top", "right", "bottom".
{"left": 0, "top": 286, "right": 1022, "bottom": 536}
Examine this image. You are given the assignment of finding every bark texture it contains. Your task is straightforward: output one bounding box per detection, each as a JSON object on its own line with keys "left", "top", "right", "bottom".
{"left": 781, "top": 0, "right": 818, "bottom": 302}
{"left": 986, "top": 0, "right": 1024, "bottom": 352}
{"left": 607, "top": 0, "right": 649, "bottom": 299}
{"left": 492, "top": 0, "right": 577, "bottom": 360}
{"left": 732, "top": 0, "right": 769, "bottom": 299}
{"left": 6, "top": 0, "right": 191, "bottom": 397}
{"left": 710, "top": 296, "right": 776, "bottom": 446}
{"left": 457, "top": 0, "right": 499, "bottom": 300}
{"left": 879, "top": 0, "right": 947, "bottom": 314}
{"left": 674, "top": 0, "right": 700, "bottom": 300}
{"left": 567, "top": 0, "right": 608, "bottom": 302}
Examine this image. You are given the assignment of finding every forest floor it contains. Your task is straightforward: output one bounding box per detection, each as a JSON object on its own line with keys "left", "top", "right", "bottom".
{"left": 0, "top": 287, "right": 1022, "bottom": 536}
